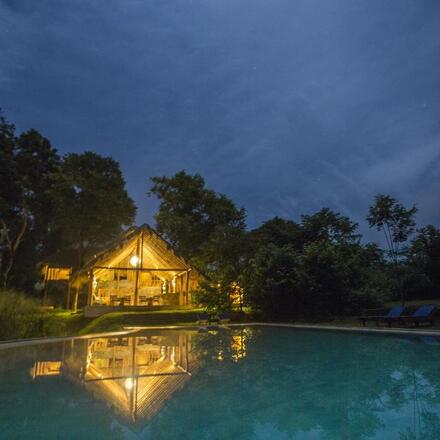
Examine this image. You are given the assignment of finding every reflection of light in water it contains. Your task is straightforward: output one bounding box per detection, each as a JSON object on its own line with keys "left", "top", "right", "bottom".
{"left": 29, "top": 333, "right": 199, "bottom": 425}
{"left": 30, "top": 361, "right": 62, "bottom": 378}
{"left": 231, "top": 331, "right": 249, "bottom": 362}
{"left": 125, "top": 378, "right": 135, "bottom": 390}
{"left": 86, "top": 350, "right": 93, "bottom": 369}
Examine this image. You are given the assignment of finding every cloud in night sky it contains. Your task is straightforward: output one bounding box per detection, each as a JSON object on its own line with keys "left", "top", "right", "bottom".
{"left": 1, "top": 0, "right": 439, "bottom": 242}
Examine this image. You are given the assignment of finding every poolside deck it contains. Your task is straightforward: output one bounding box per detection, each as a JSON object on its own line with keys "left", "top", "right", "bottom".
{"left": 3, "top": 322, "right": 440, "bottom": 350}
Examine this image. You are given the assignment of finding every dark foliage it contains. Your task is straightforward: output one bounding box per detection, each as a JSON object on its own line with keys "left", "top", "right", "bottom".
{"left": 1, "top": 111, "right": 437, "bottom": 321}
{"left": 0, "top": 115, "right": 61, "bottom": 289}
{"left": 0, "top": 113, "right": 136, "bottom": 293}
{"left": 242, "top": 212, "right": 386, "bottom": 319}
{"left": 50, "top": 151, "right": 136, "bottom": 267}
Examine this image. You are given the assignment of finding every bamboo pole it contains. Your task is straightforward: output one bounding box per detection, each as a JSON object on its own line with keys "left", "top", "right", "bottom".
{"left": 179, "top": 274, "right": 184, "bottom": 305}
{"left": 87, "top": 270, "right": 93, "bottom": 306}
{"left": 185, "top": 270, "right": 190, "bottom": 305}
{"left": 72, "top": 286, "right": 79, "bottom": 312}
{"left": 66, "top": 281, "right": 72, "bottom": 310}
{"left": 134, "top": 233, "right": 142, "bottom": 306}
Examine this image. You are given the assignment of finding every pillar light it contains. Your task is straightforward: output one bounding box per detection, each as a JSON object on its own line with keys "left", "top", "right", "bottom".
{"left": 129, "top": 255, "right": 140, "bottom": 267}
{"left": 125, "top": 377, "right": 135, "bottom": 390}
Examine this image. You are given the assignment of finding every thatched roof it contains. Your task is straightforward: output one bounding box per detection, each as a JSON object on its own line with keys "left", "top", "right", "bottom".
{"left": 70, "top": 224, "right": 202, "bottom": 286}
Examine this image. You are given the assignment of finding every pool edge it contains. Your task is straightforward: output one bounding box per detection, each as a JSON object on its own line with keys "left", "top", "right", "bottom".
{"left": 2, "top": 322, "right": 440, "bottom": 349}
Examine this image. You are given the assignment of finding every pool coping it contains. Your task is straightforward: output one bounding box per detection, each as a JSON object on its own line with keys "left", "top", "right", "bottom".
{"left": 1, "top": 322, "right": 440, "bottom": 349}
{"left": 0, "top": 329, "right": 134, "bottom": 349}
{"left": 126, "top": 322, "right": 440, "bottom": 337}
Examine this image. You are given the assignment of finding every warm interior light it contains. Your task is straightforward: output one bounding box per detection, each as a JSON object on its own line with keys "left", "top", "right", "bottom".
{"left": 125, "top": 377, "right": 134, "bottom": 390}
{"left": 129, "top": 255, "right": 140, "bottom": 267}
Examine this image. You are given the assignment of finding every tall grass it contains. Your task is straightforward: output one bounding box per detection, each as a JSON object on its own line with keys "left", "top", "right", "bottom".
{"left": 0, "top": 289, "right": 64, "bottom": 340}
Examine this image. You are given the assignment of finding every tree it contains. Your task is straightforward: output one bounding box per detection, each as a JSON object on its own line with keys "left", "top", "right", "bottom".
{"left": 407, "top": 225, "right": 440, "bottom": 298}
{"left": 149, "top": 170, "right": 246, "bottom": 270}
{"left": 149, "top": 171, "right": 247, "bottom": 310}
{"left": 367, "top": 194, "right": 417, "bottom": 263}
{"left": 242, "top": 244, "right": 300, "bottom": 318}
{"left": 296, "top": 242, "right": 382, "bottom": 316}
{"left": 248, "top": 217, "right": 302, "bottom": 251}
{"left": 0, "top": 115, "right": 61, "bottom": 288}
{"left": 243, "top": 211, "right": 384, "bottom": 319}
{"left": 367, "top": 195, "right": 417, "bottom": 305}
{"left": 50, "top": 152, "right": 136, "bottom": 267}
{"left": 15, "top": 130, "right": 62, "bottom": 253}
{"left": 149, "top": 171, "right": 246, "bottom": 263}
{"left": 0, "top": 114, "right": 19, "bottom": 287}
{"left": 300, "top": 208, "right": 360, "bottom": 245}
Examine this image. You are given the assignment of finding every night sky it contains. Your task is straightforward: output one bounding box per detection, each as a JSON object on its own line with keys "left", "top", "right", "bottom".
{"left": 1, "top": 0, "right": 439, "bottom": 241}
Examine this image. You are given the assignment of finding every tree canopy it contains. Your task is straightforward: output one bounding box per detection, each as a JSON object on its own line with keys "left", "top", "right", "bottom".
{"left": 367, "top": 194, "right": 417, "bottom": 262}
{"left": 149, "top": 171, "right": 246, "bottom": 262}
{"left": 50, "top": 151, "right": 137, "bottom": 266}
{"left": 1, "top": 111, "right": 438, "bottom": 318}
{"left": 0, "top": 116, "right": 61, "bottom": 289}
{"left": 242, "top": 208, "right": 385, "bottom": 318}
{"left": 1, "top": 113, "right": 137, "bottom": 291}
{"left": 149, "top": 170, "right": 247, "bottom": 310}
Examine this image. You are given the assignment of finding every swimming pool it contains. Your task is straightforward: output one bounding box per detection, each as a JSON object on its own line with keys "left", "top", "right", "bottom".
{"left": 1, "top": 326, "right": 440, "bottom": 439}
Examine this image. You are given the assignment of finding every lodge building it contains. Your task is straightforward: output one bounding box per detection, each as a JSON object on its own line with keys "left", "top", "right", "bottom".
{"left": 40, "top": 225, "right": 202, "bottom": 317}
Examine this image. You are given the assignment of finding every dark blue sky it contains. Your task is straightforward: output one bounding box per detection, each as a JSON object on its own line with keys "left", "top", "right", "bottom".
{"left": 1, "top": 0, "right": 439, "bottom": 241}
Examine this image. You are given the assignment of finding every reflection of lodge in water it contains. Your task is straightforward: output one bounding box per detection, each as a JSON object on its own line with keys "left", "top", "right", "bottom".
{"left": 31, "top": 333, "right": 199, "bottom": 425}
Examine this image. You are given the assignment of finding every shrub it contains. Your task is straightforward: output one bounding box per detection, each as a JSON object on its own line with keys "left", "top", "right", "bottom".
{"left": 0, "top": 289, "right": 63, "bottom": 340}
{"left": 242, "top": 242, "right": 385, "bottom": 320}
{"left": 193, "top": 280, "right": 235, "bottom": 312}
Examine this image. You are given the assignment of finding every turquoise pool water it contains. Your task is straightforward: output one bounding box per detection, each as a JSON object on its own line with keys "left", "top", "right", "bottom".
{"left": 1, "top": 326, "right": 440, "bottom": 439}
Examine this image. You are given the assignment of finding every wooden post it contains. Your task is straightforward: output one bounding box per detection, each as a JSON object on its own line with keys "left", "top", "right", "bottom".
{"left": 66, "top": 281, "right": 72, "bottom": 310}
{"left": 72, "top": 286, "right": 79, "bottom": 312}
{"left": 178, "top": 274, "right": 184, "bottom": 306}
{"left": 185, "top": 270, "right": 190, "bottom": 305}
{"left": 116, "top": 268, "right": 120, "bottom": 299}
{"left": 87, "top": 270, "right": 93, "bottom": 306}
{"left": 134, "top": 232, "right": 142, "bottom": 306}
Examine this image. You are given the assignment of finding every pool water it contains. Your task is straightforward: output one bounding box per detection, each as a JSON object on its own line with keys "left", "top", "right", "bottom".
{"left": 1, "top": 326, "right": 440, "bottom": 439}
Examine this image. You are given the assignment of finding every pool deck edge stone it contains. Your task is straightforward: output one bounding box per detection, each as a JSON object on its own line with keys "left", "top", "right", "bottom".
{"left": 238, "top": 322, "right": 440, "bottom": 337}
{"left": 2, "top": 322, "right": 440, "bottom": 349}
{"left": 0, "top": 329, "right": 134, "bottom": 349}
{"left": 125, "top": 322, "right": 440, "bottom": 337}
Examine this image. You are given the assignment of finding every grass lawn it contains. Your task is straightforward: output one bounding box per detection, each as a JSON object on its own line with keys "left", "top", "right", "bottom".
{"left": 74, "top": 315, "right": 440, "bottom": 336}
{"left": 50, "top": 308, "right": 211, "bottom": 337}
{"left": 17, "top": 301, "right": 440, "bottom": 342}
{"left": 386, "top": 299, "right": 440, "bottom": 307}
{"left": 76, "top": 309, "right": 205, "bottom": 335}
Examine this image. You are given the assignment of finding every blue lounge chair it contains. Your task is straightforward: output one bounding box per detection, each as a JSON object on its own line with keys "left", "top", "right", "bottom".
{"left": 399, "top": 305, "right": 437, "bottom": 327}
{"left": 359, "top": 306, "right": 405, "bottom": 327}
